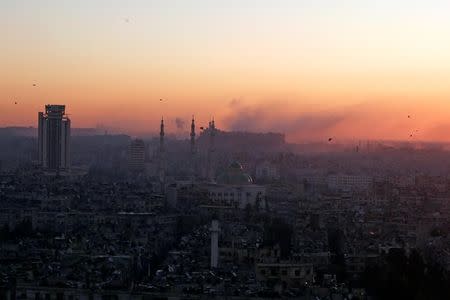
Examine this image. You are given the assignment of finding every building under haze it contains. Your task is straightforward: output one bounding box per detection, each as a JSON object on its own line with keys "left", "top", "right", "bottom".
{"left": 38, "top": 105, "right": 71, "bottom": 172}
{"left": 206, "top": 161, "right": 266, "bottom": 210}
{"left": 128, "top": 138, "right": 145, "bottom": 172}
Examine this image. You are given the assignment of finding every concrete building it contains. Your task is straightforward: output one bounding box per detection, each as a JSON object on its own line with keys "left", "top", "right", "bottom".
{"left": 255, "top": 160, "right": 280, "bottom": 181}
{"left": 128, "top": 139, "right": 145, "bottom": 172}
{"left": 38, "top": 104, "right": 71, "bottom": 171}
{"left": 205, "top": 162, "right": 266, "bottom": 210}
{"left": 256, "top": 262, "right": 314, "bottom": 288}
{"left": 327, "top": 174, "right": 373, "bottom": 191}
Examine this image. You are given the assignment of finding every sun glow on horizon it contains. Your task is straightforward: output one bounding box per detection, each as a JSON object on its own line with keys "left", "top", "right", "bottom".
{"left": 2, "top": 1, "right": 450, "bottom": 141}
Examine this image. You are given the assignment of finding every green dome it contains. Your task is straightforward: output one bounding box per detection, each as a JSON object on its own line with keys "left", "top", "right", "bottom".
{"left": 229, "top": 161, "right": 244, "bottom": 170}
{"left": 216, "top": 161, "right": 253, "bottom": 185}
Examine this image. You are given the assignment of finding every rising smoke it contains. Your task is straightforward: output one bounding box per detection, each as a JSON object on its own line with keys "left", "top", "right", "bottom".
{"left": 174, "top": 117, "right": 186, "bottom": 130}
{"left": 223, "top": 99, "right": 427, "bottom": 141}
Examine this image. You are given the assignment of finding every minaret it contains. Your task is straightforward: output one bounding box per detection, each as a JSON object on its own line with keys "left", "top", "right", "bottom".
{"left": 190, "top": 116, "right": 196, "bottom": 154}
{"left": 206, "top": 118, "right": 216, "bottom": 182}
{"left": 160, "top": 117, "right": 165, "bottom": 151}
{"left": 210, "top": 220, "right": 219, "bottom": 268}
{"left": 158, "top": 117, "right": 165, "bottom": 192}
{"left": 190, "top": 116, "right": 196, "bottom": 182}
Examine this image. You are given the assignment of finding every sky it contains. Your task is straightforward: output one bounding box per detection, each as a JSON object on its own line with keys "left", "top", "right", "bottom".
{"left": 1, "top": 0, "right": 450, "bottom": 141}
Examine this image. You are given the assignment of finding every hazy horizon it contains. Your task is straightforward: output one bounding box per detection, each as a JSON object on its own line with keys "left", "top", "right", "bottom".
{"left": 2, "top": 0, "right": 450, "bottom": 142}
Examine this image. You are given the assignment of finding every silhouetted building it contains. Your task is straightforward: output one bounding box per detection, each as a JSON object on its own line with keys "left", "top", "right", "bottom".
{"left": 128, "top": 138, "right": 145, "bottom": 172}
{"left": 38, "top": 105, "right": 71, "bottom": 171}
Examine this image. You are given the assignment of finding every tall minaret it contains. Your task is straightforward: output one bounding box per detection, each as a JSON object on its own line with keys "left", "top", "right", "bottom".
{"left": 190, "top": 116, "right": 196, "bottom": 182}
{"left": 206, "top": 118, "right": 216, "bottom": 182}
{"left": 158, "top": 117, "right": 165, "bottom": 192}
{"left": 160, "top": 117, "right": 165, "bottom": 150}
{"left": 210, "top": 219, "right": 219, "bottom": 269}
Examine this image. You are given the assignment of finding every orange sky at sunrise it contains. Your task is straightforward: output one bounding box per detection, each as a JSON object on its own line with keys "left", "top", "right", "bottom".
{"left": 2, "top": 0, "right": 450, "bottom": 142}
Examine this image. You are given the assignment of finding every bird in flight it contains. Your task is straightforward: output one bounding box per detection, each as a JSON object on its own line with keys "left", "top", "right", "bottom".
{"left": 200, "top": 127, "right": 204, "bottom": 130}
{"left": 14, "top": 101, "right": 17, "bottom": 105}
{"left": 408, "top": 115, "right": 411, "bottom": 118}
{"left": 124, "top": 18, "right": 129, "bottom": 23}
{"left": 32, "top": 83, "right": 37, "bottom": 87}
{"left": 328, "top": 138, "right": 333, "bottom": 142}
{"left": 159, "top": 98, "right": 163, "bottom": 102}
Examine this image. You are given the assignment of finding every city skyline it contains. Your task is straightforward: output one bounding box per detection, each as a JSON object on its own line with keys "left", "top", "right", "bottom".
{"left": 2, "top": 1, "right": 450, "bottom": 142}
{"left": 2, "top": 2, "right": 450, "bottom": 299}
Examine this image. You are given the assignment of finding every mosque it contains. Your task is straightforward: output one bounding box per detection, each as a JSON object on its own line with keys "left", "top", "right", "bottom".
{"left": 159, "top": 116, "right": 266, "bottom": 210}
{"left": 206, "top": 161, "right": 266, "bottom": 209}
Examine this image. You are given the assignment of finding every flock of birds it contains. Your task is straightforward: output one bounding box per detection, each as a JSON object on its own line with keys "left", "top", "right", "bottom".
{"left": 12, "top": 83, "right": 38, "bottom": 105}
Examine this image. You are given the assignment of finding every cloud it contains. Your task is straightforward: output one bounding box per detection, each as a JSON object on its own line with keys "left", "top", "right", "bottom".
{"left": 228, "top": 98, "right": 242, "bottom": 108}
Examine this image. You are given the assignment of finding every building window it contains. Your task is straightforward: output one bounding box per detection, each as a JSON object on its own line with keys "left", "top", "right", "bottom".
{"left": 294, "top": 269, "right": 300, "bottom": 276}
{"left": 281, "top": 270, "right": 287, "bottom": 276}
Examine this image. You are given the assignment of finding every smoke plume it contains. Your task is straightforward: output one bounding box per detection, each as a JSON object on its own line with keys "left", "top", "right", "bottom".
{"left": 174, "top": 117, "right": 186, "bottom": 130}
{"left": 223, "top": 99, "right": 426, "bottom": 142}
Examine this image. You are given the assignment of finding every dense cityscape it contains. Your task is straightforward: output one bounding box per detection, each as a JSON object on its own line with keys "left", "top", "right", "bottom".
{"left": 0, "top": 104, "right": 449, "bottom": 299}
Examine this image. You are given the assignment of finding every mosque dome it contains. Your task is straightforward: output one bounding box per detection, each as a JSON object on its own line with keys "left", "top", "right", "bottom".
{"left": 216, "top": 161, "right": 253, "bottom": 185}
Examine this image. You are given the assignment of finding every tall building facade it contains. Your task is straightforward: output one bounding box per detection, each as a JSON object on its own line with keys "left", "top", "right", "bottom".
{"left": 38, "top": 105, "right": 71, "bottom": 171}
{"left": 128, "top": 138, "right": 145, "bottom": 172}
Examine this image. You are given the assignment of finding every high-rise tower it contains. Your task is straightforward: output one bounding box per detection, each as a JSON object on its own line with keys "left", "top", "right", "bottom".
{"left": 128, "top": 138, "right": 145, "bottom": 172}
{"left": 38, "top": 105, "right": 71, "bottom": 172}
